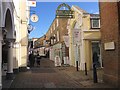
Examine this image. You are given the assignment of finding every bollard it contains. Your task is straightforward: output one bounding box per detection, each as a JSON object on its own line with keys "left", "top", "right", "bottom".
{"left": 85, "top": 62, "right": 87, "bottom": 75}
{"left": 76, "top": 61, "right": 79, "bottom": 71}
{"left": 93, "top": 63, "right": 98, "bottom": 83}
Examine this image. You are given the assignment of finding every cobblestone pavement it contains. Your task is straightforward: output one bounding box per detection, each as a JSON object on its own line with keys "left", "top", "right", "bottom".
{"left": 8, "top": 58, "right": 114, "bottom": 89}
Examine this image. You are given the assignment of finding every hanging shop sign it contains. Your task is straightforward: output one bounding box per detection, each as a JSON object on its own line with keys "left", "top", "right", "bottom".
{"left": 30, "top": 14, "right": 39, "bottom": 22}
{"left": 27, "top": 24, "right": 34, "bottom": 33}
{"left": 56, "top": 3, "right": 74, "bottom": 18}
{"left": 73, "top": 29, "right": 81, "bottom": 45}
{"left": 28, "top": 0, "right": 36, "bottom": 7}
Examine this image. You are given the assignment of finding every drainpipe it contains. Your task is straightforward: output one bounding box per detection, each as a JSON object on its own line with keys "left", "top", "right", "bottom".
{"left": 0, "top": 29, "right": 3, "bottom": 90}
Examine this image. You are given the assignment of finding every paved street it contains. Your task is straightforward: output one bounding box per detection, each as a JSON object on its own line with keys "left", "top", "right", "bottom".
{"left": 5, "top": 58, "right": 114, "bottom": 89}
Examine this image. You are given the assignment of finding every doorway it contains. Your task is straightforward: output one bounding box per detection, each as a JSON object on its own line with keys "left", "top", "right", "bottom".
{"left": 92, "top": 41, "right": 103, "bottom": 68}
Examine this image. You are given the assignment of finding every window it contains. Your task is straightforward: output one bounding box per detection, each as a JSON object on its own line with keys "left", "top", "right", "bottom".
{"left": 54, "top": 34, "right": 56, "bottom": 43}
{"left": 51, "top": 28, "right": 52, "bottom": 33}
{"left": 57, "top": 31, "right": 59, "bottom": 42}
{"left": 54, "top": 24, "right": 55, "bottom": 30}
{"left": 57, "top": 19, "right": 59, "bottom": 27}
{"left": 91, "top": 19, "right": 100, "bottom": 29}
{"left": 51, "top": 39, "right": 53, "bottom": 44}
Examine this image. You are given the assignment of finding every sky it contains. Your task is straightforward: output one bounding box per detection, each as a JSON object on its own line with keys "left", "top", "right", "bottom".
{"left": 29, "top": 2, "right": 99, "bottom": 39}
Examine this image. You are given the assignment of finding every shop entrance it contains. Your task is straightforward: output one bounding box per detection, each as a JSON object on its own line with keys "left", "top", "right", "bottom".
{"left": 92, "top": 41, "right": 103, "bottom": 68}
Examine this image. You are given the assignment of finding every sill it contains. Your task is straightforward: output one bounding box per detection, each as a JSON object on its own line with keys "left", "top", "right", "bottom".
{"left": 91, "top": 27, "right": 100, "bottom": 29}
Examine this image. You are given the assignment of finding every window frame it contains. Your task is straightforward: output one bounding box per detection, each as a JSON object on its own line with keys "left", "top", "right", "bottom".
{"left": 91, "top": 18, "right": 100, "bottom": 29}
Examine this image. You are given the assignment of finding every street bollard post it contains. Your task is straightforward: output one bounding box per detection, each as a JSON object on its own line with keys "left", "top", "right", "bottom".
{"left": 85, "top": 62, "right": 87, "bottom": 75}
{"left": 93, "top": 63, "right": 98, "bottom": 83}
{"left": 76, "top": 61, "right": 79, "bottom": 71}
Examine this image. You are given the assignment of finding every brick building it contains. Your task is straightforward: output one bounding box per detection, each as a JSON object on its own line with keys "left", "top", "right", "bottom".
{"left": 46, "top": 18, "right": 69, "bottom": 64}
{"left": 99, "top": 2, "right": 120, "bottom": 87}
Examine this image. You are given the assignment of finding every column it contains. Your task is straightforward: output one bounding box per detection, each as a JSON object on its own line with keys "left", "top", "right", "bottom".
{"left": 0, "top": 30, "right": 3, "bottom": 89}
{"left": 6, "top": 41, "right": 14, "bottom": 80}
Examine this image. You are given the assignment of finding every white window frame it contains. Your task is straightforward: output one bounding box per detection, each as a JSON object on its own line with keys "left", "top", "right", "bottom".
{"left": 91, "top": 19, "right": 100, "bottom": 29}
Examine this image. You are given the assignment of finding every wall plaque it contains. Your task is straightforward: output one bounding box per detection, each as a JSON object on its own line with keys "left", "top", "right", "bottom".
{"left": 104, "top": 42, "right": 115, "bottom": 50}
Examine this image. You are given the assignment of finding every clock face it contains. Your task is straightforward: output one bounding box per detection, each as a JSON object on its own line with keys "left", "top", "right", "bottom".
{"left": 30, "top": 14, "right": 39, "bottom": 22}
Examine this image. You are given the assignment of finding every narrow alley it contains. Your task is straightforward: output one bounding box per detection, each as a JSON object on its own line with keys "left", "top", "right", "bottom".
{"left": 2, "top": 58, "right": 113, "bottom": 89}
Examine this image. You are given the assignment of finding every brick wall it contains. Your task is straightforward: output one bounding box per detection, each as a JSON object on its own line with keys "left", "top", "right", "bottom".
{"left": 58, "top": 18, "right": 68, "bottom": 42}
{"left": 99, "top": 2, "right": 119, "bottom": 87}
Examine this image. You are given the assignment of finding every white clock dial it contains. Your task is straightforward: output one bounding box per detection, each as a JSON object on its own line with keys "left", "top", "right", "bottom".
{"left": 30, "top": 14, "right": 39, "bottom": 22}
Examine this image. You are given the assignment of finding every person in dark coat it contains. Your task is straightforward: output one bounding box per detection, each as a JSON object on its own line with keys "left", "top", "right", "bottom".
{"left": 93, "top": 52, "right": 98, "bottom": 64}
{"left": 29, "top": 52, "right": 35, "bottom": 67}
{"left": 36, "top": 53, "right": 41, "bottom": 66}
{"left": 92, "top": 51, "right": 98, "bottom": 83}
{"left": 93, "top": 52, "right": 100, "bottom": 67}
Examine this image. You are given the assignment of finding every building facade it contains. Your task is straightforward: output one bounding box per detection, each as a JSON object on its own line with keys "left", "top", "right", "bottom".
{"left": 68, "top": 6, "right": 101, "bottom": 70}
{"left": 34, "top": 18, "right": 69, "bottom": 64}
{"left": 0, "top": 0, "right": 29, "bottom": 89}
{"left": 99, "top": 2, "right": 120, "bottom": 87}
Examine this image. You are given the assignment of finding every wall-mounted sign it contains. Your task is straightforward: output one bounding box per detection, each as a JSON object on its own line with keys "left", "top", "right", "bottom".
{"left": 104, "top": 42, "right": 115, "bottom": 50}
{"left": 73, "top": 29, "right": 81, "bottom": 45}
{"left": 56, "top": 3, "right": 74, "bottom": 18}
{"left": 30, "top": 14, "right": 39, "bottom": 22}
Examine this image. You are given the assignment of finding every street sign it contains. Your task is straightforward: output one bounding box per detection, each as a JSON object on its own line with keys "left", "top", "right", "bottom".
{"left": 27, "top": 24, "right": 33, "bottom": 30}
{"left": 27, "top": 24, "right": 34, "bottom": 33}
{"left": 56, "top": 3, "right": 74, "bottom": 18}
{"left": 30, "top": 14, "right": 39, "bottom": 22}
{"left": 56, "top": 10, "right": 74, "bottom": 18}
{"left": 55, "top": 55, "right": 61, "bottom": 67}
{"left": 73, "top": 29, "right": 81, "bottom": 45}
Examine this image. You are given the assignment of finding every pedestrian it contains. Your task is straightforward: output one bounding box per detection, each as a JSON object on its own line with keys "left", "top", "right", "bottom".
{"left": 29, "top": 51, "right": 35, "bottom": 68}
{"left": 93, "top": 51, "right": 100, "bottom": 68}
{"left": 92, "top": 51, "right": 98, "bottom": 83}
{"left": 36, "top": 53, "right": 41, "bottom": 66}
{"left": 93, "top": 52, "right": 99, "bottom": 65}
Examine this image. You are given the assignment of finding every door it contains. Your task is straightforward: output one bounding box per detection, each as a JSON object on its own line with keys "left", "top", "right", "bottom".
{"left": 92, "top": 41, "right": 103, "bottom": 68}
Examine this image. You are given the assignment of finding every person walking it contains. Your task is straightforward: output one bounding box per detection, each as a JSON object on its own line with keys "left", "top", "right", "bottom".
{"left": 29, "top": 52, "right": 35, "bottom": 68}
{"left": 93, "top": 52, "right": 99, "bottom": 64}
{"left": 36, "top": 53, "right": 41, "bottom": 66}
{"left": 92, "top": 51, "right": 98, "bottom": 83}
